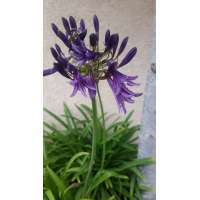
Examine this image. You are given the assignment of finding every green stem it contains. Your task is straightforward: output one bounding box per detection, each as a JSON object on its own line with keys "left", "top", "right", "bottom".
{"left": 83, "top": 97, "right": 98, "bottom": 196}
{"left": 96, "top": 84, "right": 106, "bottom": 170}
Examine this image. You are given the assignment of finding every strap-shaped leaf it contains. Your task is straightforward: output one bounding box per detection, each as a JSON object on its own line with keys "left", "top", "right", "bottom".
{"left": 44, "top": 108, "right": 69, "bottom": 129}
{"left": 46, "top": 166, "right": 66, "bottom": 196}
{"left": 65, "top": 152, "right": 89, "bottom": 171}
{"left": 45, "top": 190, "right": 56, "bottom": 200}
{"left": 88, "top": 170, "right": 128, "bottom": 192}
{"left": 63, "top": 102, "right": 77, "bottom": 129}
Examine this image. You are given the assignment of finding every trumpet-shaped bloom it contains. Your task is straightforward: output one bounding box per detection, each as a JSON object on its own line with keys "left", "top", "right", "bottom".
{"left": 107, "top": 62, "right": 142, "bottom": 113}
{"left": 43, "top": 15, "right": 142, "bottom": 113}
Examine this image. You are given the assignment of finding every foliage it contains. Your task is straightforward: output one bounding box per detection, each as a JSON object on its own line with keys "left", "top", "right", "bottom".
{"left": 43, "top": 103, "right": 154, "bottom": 200}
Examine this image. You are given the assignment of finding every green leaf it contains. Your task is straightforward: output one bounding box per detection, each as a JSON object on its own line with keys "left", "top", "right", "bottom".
{"left": 107, "top": 196, "right": 116, "bottom": 200}
{"left": 116, "top": 158, "right": 155, "bottom": 171}
{"left": 88, "top": 170, "right": 128, "bottom": 193}
{"left": 63, "top": 183, "right": 81, "bottom": 198}
{"left": 130, "top": 176, "right": 135, "bottom": 200}
{"left": 76, "top": 105, "right": 90, "bottom": 122}
{"left": 46, "top": 166, "right": 66, "bottom": 195}
{"left": 124, "top": 110, "right": 134, "bottom": 123}
{"left": 80, "top": 104, "right": 92, "bottom": 115}
{"left": 44, "top": 108, "right": 69, "bottom": 129}
{"left": 43, "top": 121, "right": 58, "bottom": 132}
{"left": 65, "top": 152, "right": 89, "bottom": 171}
{"left": 104, "top": 127, "right": 127, "bottom": 143}
{"left": 100, "top": 186, "right": 110, "bottom": 199}
{"left": 132, "top": 158, "right": 155, "bottom": 166}
{"left": 45, "top": 190, "right": 56, "bottom": 200}
{"left": 138, "top": 184, "right": 152, "bottom": 192}
{"left": 131, "top": 167, "right": 145, "bottom": 179}
{"left": 63, "top": 102, "right": 77, "bottom": 129}
{"left": 135, "top": 185, "right": 142, "bottom": 200}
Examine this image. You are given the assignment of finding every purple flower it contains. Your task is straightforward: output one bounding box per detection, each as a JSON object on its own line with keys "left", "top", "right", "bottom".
{"left": 43, "top": 68, "right": 57, "bottom": 76}
{"left": 69, "top": 16, "right": 77, "bottom": 30}
{"left": 89, "top": 33, "right": 98, "bottom": 47}
{"left": 61, "top": 17, "right": 71, "bottom": 34}
{"left": 70, "top": 72, "right": 96, "bottom": 97}
{"left": 107, "top": 61, "right": 142, "bottom": 113}
{"left": 93, "top": 15, "right": 99, "bottom": 37}
{"left": 43, "top": 44, "right": 76, "bottom": 78}
{"left": 52, "top": 16, "right": 87, "bottom": 49}
{"left": 117, "top": 37, "right": 129, "bottom": 57}
{"left": 110, "top": 34, "right": 119, "bottom": 57}
{"left": 118, "top": 47, "right": 137, "bottom": 68}
{"left": 71, "top": 40, "right": 97, "bottom": 64}
{"left": 104, "top": 29, "right": 110, "bottom": 49}
{"left": 51, "top": 23, "right": 71, "bottom": 48}
{"left": 43, "top": 15, "right": 142, "bottom": 112}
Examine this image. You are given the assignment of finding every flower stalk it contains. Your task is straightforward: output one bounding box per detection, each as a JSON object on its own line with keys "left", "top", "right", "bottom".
{"left": 96, "top": 83, "right": 106, "bottom": 170}
{"left": 83, "top": 97, "right": 98, "bottom": 196}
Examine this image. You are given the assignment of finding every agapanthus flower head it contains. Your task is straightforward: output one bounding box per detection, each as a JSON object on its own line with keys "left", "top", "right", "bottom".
{"left": 44, "top": 15, "right": 142, "bottom": 113}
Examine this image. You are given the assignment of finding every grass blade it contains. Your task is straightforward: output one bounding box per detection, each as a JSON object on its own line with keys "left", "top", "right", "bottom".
{"left": 88, "top": 170, "right": 128, "bottom": 193}
{"left": 65, "top": 152, "right": 89, "bottom": 171}
{"left": 45, "top": 190, "right": 56, "bottom": 200}
{"left": 63, "top": 103, "right": 77, "bottom": 129}
{"left": 46, "top": 166, "right": 66, "bottom": 195}
{"left": 44, "top": 108, "right": 69, "bottom": 129}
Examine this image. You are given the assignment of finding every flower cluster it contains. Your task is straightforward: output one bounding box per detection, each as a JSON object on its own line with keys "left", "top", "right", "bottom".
{"left": 43, "top": 15, "right": 142, "bottom": 113}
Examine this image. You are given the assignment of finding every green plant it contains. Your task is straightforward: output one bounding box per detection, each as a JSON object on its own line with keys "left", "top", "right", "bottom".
{"left": 43, "top": 103, "right": 154, "bottom": 200}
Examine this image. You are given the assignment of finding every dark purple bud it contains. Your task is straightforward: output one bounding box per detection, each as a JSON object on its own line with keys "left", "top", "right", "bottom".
{"left": 133, "top": 92, "right": 143, "bottom": 97}
{"left": 67, "top": 62, "right": 77, "bottom": 74}
{"left": 62, "top": 17, "right": 71, "bottom": 34}
{"left": 50, "top": 47, "right": 58, "bottom": 60}
{"left": 105, "top": 29, "right": 110, "bottom": 48}
{"left": 111, "top": 34, "right": 119, "bottom": 57}
{"left": 79, "top": 29, "right": 87, "bottom": 40}
{"left": 43, "top": 67, "right": 57, "bottom": 76}
{"left": 117, "top": 37, "right": 129, "bottom": 57}
{"left": 54, "top": 44, "right": 62, "bottom": 54}
{"left": 93, "top": 15, "right": 99, "bottom": 33}
{"left": 51, "top": 23, "right": 59, "bottom": 35}
{"left": 51, "top": 23, "right": 71, "bottom": 48}
{"left": 118, "top": 47, "right": 137, "bottom": 68}
{"left": 90, "top": 33, "right": 98, "bottom": 47}
{"left": 53, "top": 63, "right": 71, "bottom": 79}
{"left": 69, "top": 16, "right": 77, "bottom": 30}
{"left": 57, "top": 31, "right": 71, "bottom": 48}
{"left": 80, "top": 19, "right": 85, "bottom": 30}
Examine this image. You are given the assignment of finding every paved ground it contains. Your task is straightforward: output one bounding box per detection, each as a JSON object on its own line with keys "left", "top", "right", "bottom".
{"left": 139, "top": 64, "right": 156, "bottom": 200}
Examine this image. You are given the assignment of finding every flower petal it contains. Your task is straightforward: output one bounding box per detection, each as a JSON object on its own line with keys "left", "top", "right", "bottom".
{"left": 80, "top": 19, "right": 85, "bottom": 30}
{"left": 105, "top": 29, "right": 110, "bottom": 48}
{"left": 43, "top": 67, "right": 57, "bottom": 76}
{"left": 69, "top": 16, "right": 77, "bottom": 30}
{"left": 111, "top": 33, "right": 119, "bottom": 57}
{"left": 90, "top": 33, "right": 98, "bottom": 47}
{"left": 62, "top": 17, "right": 71, "bottom": 34}
{"left": 79, "top": 29, "right": 87, "bottom": 40}
{"left": 51, "top": 23, "right": 59, "bottom": 35}
{"left": 118, "top": 47, "right": 137, "bottom": 68}
{"left": 93, "top": 15, "right": 99, "bottom": 33}
{"left": 50, "top": 47, "right": 58, "bottom": 60}
{"left": 117, "top": 37, "right": 129, "bottom": 57}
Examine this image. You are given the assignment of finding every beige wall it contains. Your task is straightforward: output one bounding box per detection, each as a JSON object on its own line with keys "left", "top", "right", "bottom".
{"left": 44, "top": 0, "right": 155, "bottom": 124}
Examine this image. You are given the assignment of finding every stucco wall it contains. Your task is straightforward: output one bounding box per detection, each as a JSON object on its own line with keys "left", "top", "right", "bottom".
{"left": 43, "top": 0, "right": 155, "bottom": 123}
